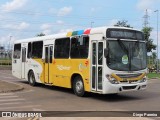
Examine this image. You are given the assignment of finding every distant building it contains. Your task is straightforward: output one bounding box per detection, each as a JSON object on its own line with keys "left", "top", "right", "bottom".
{"left": 0, "top": 46, "right": 4, "bottom": 50}
{"left": 0, "top": 46, "right": 5, "bottom": 58}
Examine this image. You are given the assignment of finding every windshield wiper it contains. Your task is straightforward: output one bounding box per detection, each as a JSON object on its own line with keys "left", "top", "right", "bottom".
{"left": 117, "top": 39, "right": 131, "bottom": 71}
{"left": 117, "top": 39, "right": 128, "bottom": 55}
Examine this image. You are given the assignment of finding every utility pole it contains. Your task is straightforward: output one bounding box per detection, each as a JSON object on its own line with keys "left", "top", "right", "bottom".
{"left": 154, "top": 10, "right": 159, "bottom": 73}
{"left": 143, "top": 9, "right": 151, "bottom": 67}
{"left": 143, "top": 9, "right": 149, "bottom": 27}
{"left": 9, "top": 36, "right": 12, "bottom": 51}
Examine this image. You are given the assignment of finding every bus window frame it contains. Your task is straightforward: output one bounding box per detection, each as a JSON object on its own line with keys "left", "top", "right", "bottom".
{"left": 70, "top": 35, "right": 89, "bottom": 59}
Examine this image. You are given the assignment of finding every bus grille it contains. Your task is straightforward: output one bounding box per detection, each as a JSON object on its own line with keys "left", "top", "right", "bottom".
{"left": 120, "top": 80, "right": 138, "bottom": 83}
{"left": 122, "top": 85, "right": 137, "bottom": 90}
{"left": 116, "top": 73, "right": 142, "bottom": 79}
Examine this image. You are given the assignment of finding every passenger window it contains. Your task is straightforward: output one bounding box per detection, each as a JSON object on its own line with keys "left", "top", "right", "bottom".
{"left": 50, "top": 46, "right": 53, "bottom": 63}
{"left": 71, "top": 36, "right": 89, "bottom": 59}
{"left": 45, "top": 47, "right": 48, "bottom": 63}
{"left": 27, "top": 42, "right": 32, "bottom": 58}
{"left": 13, "top": 44, "right": 21, "bottom": 59}
{"left": 54, "top": 38, "right": 70, "bottom": 58}
{"left": 32, "top": 41, "right": 43, "bottom": 58}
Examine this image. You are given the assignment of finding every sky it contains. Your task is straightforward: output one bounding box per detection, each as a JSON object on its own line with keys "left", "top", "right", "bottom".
{"left": 0, "top": 0, "right": 160, "bottom": 56}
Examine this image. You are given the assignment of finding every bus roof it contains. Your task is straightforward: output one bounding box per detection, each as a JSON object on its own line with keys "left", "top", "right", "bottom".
{"left": 14, "top": 26, "right": 139, "bottom": 44}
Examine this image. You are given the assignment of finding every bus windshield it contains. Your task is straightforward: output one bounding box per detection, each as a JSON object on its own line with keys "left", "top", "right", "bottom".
{"left": 107, "top": 40, "right": 147, "bottom": 71}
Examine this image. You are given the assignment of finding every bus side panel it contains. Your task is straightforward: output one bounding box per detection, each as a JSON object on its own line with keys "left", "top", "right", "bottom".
{"left": 12, "top": 58, "right": 22, "bottom": 79}
{"left": 28, "top": 59, "right": 43, "bottom": 83}
{"left": 51, "top": 59, "right": 90, "bottom": 92}
{"left": 70, "top": 59, "right": 90, "bottom": 92}
{"left": 51, "top": 59, "right": 71, "bottom": 88}
{"left": 12, "top": 44, "right": 22, "bottom": 79}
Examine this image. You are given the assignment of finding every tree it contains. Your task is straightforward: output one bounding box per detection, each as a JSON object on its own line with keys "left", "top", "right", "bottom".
{"left": 36, "top": 33, "right": 45, "bottom": 37}
{"left": 152, "top": 52, "right": 157, "bottom": 61}
{"left": 142, "top": 27, "right": 156, "bottom": 52}
{"left": 114, "top": 20, "right": 133, "bottom": 28}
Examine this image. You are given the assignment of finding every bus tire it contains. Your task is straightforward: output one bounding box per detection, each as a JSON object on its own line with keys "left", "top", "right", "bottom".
{"left": 73, "top": 76, "right": 85, "bottom": 97}
{"left": 28, "top": 71, "right": 36, "bottom": 86}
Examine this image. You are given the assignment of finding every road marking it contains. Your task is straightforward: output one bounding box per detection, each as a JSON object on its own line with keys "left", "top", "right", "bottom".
{"left": 0, "top": 102, "right": 24, "bottom": 106}
{"left": 28, "top": 117, "right": 39, "bottom": 120}
{"left": 1, "top": 76, "right": 14, "bottom": 79}
{"left": 16, "top": 89, "right": 34, "bottom": 94}
{"left": 32, "top": 108, "right": 45, "bottom": 111}
{"left": 0, "top": 95, "right": 18, "bottom": 98}
{"left": 0, "top": 105, "right": 41, "bottom": 110}
{"left": 0, "top": 98, "right": 25, "bottom": 102}
{"left": 0, "top": 72, "right": 12, "bottom": 75}
{"left": 0, "top": 93, "right": 14, "bottom": 96}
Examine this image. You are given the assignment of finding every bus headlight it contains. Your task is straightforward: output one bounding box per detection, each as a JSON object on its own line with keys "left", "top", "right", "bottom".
{"left": 139, "top": 76, "right": 147, "bottom": 83}
{"left": 106, "top": 74, "right": 119, "bottom": 84}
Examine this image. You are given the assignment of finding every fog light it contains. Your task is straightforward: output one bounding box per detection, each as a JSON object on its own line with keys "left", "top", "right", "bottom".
{"left": 141, "top": 85, "right": 146, "bottom": 88}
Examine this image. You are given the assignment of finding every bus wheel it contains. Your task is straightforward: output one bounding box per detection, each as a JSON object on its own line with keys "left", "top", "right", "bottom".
{"left": 28, "top": 71, "right": 36, "bottom": 86}
{"left": 73, "top": 76, "right": 85, "bottom": 97}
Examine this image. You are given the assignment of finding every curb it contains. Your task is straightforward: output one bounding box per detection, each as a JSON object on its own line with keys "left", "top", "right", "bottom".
{"left": 0, "top": 80, "right": 24, "bottom": 93}
{"left": 0, "top": 66, "right": 12, "bottom": 70}
{"left": 148, "top": 77, "right": 160, "bottom": 80}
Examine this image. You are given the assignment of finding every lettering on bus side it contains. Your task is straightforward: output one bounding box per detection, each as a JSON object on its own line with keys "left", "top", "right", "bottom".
{"left": 57, "top": 65, "right": 71, "bottom": 71}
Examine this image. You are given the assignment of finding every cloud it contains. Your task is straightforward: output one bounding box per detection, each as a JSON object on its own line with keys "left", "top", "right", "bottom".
{"left": 1, "top": 0, "right": 28, "bottom": 12}
{"left": 40, "top": 23, "right": 53, "bottom": 35}
{"left": 49, "top": 8, "right": 57, "bottom": 15}
{"left": 40, "top": 21, "right": 64, "bottom": 35}
{"left": 59, "top": 29, "right": 73, "bottom": 33}
{"left": 3, "top": 22, "right": 30, "bottom": 30}
{"left": 107, "top": 19, "right": 118, "bottom": 26}
{"left": 91, "top": 8, "right": 96, "bottom": 13}
{"left": 136, "top": 0, "right": 160, "bottom": 11}
{"left": 19, "top": 22, "right": 30, "bottom": 29}
{"left": 56, "top": 20, "right": 64, "bottom": 25}
{"left": 49, "top": 6, "right": 72, "bottom": 16}
{"left": 57, "top": 7, "right": 72, "bottom": 16}
{"left": 40, "top": 23, "right": 52, "bottom": 30}
{"left": 42, "top": 30, "right": 51, "bottom": 35}
{"left": 0, "top": 14, "right": 3, "bottom": 19}
{"left": 0, "top": 34, "right": 16, "bottom": 45}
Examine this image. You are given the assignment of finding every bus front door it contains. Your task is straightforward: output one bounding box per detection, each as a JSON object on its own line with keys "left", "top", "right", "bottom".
{"left": 44, "top": 45, "right": 53, "bottom": 83}
{"left": 91, "top": 41, "right": 103, "bottom": 92}
{"left": 21, "top": 47, "right": 26, "bottom": 79}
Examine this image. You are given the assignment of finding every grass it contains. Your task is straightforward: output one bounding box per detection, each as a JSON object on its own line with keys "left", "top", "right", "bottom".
{"left": 0, "top": 59, "right": 12, "bottom": 65}
{"left": 147, "top": 73, "right": 160, "bottom": 79}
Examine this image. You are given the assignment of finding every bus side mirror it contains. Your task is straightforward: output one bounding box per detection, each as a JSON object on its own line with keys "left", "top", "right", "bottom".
{"left": 104, "top": 48, "right": 108, "bottom": 58}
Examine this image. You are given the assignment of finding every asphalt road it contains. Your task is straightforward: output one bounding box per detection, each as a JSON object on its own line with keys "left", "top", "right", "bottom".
{"left": 0, "top": 70, "right": 160, "bottom": 118}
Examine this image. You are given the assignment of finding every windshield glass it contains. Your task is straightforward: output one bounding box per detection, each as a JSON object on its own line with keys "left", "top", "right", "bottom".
{"left": 107, "top": 40, "right": 147, "bottom": 71}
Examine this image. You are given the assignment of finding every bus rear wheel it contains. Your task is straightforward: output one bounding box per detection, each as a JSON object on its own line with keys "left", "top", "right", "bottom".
{"left": 73, "top": 76, "right": 85, "bottom": 97}
{"left": 28, "top": 71, "right": 36, "bottom": 86}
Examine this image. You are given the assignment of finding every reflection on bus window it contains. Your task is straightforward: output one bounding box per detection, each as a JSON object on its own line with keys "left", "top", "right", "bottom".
{"left": 71, "top": 36, "right": 89, "bottom": 59}
{"left": 32, "top": 41, "right": 43, "bottom": 58}
{"left": 54, "top": 38, "right": 70, "bottom": 59}
{"left": 27, "top": 42, "right": 32, "bottom": 58}
{"left": 13, "top": 44, "right": 21, "bottom": 59}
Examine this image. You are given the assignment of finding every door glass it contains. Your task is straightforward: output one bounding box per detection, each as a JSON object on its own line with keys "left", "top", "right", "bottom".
{"left": 98, "top": 42, "right": 103, "bottom": 65}
{"left": 92, "top": 42, "right": 103, "bottom": 91}
{"left": 45, "top": 47, "right": 48, "bottom": 63}
{"left": 98, "top": 67, "right": 102, "bottom": 90}
{"left": 92, "top": 43, "right": 96, "bottom": 65}
{"left": 92, "top": 66, "right": 96, "bottom": 89}
{"left": 22, "top": 48, "right": 26, "bottom": 62}
{"left": 50, "top": 46, "right": 53, "bottom": 63}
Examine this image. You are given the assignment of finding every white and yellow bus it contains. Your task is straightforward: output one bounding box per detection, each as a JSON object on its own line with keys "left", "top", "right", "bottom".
{"left": 12, "top": 26, "right": 147, "bottom": 96}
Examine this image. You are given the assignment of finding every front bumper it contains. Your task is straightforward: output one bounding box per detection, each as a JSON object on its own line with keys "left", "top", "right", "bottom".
{"left": 102, "top": 80, "right": 147, "bottom": 94}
